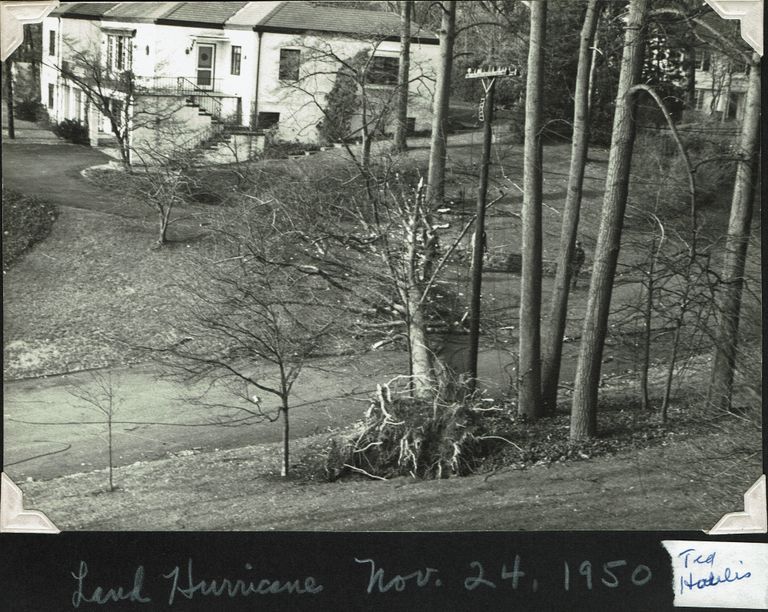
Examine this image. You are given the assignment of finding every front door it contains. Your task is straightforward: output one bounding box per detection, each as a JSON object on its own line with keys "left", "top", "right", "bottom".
{"left": 196, "top": 44, "right": 215, "bottom": 89}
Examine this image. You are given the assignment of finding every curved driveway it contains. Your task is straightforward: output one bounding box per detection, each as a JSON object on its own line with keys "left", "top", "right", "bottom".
{"left": 1, "top": 143, "right": 149, "bottom": 218}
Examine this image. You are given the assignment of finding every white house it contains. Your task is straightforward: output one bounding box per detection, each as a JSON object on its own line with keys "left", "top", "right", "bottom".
{"left": 41, "top": 1, "right": 440, "bottom": 160}
{"left": 692, "top": 48, "right": 750, "bottom": 122}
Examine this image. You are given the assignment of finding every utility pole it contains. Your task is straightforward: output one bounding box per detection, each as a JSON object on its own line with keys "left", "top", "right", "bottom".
{"left": 464, "top": 66, "right": 517, "bottom": 392}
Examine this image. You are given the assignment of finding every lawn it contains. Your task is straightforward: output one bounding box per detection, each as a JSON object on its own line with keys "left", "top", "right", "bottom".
{"left": 2, "top": 204, "right": 218, "bottom": 380}
{"left": 1, "top": 187, "right": 58, "bottom": 272}
{"left": 17, "top": 402, "right": 761, "bottom": 531}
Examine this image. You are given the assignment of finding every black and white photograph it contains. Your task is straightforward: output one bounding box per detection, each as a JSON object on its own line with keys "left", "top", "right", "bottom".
{"left": 1, "top": 0, "right": 763, "bottom": 533}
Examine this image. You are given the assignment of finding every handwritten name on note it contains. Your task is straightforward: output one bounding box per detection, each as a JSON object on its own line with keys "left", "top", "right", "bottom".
{"left": 662, "top": 541, "right": 768, "bottom": 609}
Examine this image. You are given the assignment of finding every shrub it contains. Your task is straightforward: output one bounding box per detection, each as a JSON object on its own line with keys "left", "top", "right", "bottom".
{"left": 53, "top": 119, "right": 90, "bottom": 145}
{"left": 2, "top": 188, "right": 58, "bottom": 271}
{"left": 14, "top": 99, "right": 47, "bottom": 122}
{"left": 262, "top": 139, "right": 321, "bottom": 159}
{"left": 318, "top": 49, "right": 368, "bottom": 144}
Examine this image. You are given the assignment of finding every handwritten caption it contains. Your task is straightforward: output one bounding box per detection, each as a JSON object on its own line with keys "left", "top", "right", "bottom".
{"left": 70, "top": 555, "right": 654, "bottom": 607}
{"left": 662, "top": 540, "right": 767, "bottom": 609}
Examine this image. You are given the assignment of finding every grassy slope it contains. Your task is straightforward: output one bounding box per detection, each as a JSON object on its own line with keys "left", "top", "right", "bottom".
{"left": 18, "top": 412, "right": 760, "bottom": 531}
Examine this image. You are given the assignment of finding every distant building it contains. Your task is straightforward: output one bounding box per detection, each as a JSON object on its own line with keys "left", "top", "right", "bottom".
{"left": 41, "top": 1, "right": 440, "bottom": 161}
{"left": 692, "top": 48, "right": 750, "bottom": 122}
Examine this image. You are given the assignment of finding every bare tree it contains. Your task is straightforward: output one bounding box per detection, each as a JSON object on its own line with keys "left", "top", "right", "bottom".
{"left": 392, "top": 0, "right": 413, "bottom": 152}
{"left": 570, "top": 0, "right": 649, "bottom": 440}
{"left": 147, "top": 251, "right": 338, "bottom": 478}
{"left": 707, "top": 53, "right": 761, "bottom": 412}
{"left": 426, "top": 0, "right": 456, "bottom": 206}
{"left": 541, "top": 0, "right": 601, "bottom": 414}
{"left": 68, "top": 372, "right": 122, "bottom": 492}
{"left": 517, "top": 0, "right": 546, "bottom": 420}
{"left": 128, "top": 144, "right": 206, "bottom": 247}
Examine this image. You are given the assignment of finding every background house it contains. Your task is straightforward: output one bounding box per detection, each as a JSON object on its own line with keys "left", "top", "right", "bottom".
{"left": 692, "top": 48, "right": 750, "bottom": 122}
{"left": 41, "top": 1, "right": 440, "bottom": 161}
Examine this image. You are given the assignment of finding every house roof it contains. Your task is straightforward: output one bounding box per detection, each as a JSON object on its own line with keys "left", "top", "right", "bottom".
{"left": 50, "top": 1, "right": 438, "bottom": 42}
{"left": 104, "top": 2, "right": 183, "bottom": 21}
{"left": 52, "top": 3, "right": 116, "bottom": 18}
{"left": 157, "top": 2, "right": 251, "bottom": 27}
{"left": 255, "top": 1, "right": 409, "bottom": 38}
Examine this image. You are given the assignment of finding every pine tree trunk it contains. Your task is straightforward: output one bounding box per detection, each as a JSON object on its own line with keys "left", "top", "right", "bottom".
{"left": 392, "top": 0, "right": 412, "bottom": 153}
{"left": 425, "top": 0, "right": 455, "bottom": 206}
{"left": 708, "top": 55, "right": 760, "bottom": 413}
{"left": 518, "top": 0, "right": 546, "bottom": 419}
{"left": 541, "top": 0, "right": 599, "bottom": 414}
{"left": 570, "top": 0, "right": 648, "bottom": 440}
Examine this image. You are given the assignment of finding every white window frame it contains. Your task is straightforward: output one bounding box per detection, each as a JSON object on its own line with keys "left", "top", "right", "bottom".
{"left": 105, "top": 33, "right": 134, "bottom": 73}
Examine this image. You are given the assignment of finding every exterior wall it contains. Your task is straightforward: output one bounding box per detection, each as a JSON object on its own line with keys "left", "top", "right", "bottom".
{"left": 42, "top": 16, "right": 121, "bottom": 127}
{"left": 42, "top": 12, "right": 442, "bottom": 151}
{"left": 200, "top": 132, "right": 265, "bottom": 165}
{"left": 131, "top": 95, "right": 214, "bottom": 159}
{"left": 255, "top": 32, "right": 440, "bottom": 144}
{"left": 151, "top": 24, "right": 254, "bottom": 125}
{"left": 693, "top": 53, "right": 749, "bottom": 121}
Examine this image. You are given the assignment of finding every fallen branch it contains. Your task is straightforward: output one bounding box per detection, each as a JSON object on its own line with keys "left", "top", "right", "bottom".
{"left": 343, "top": 464, "right": 388, "bottom": 481}
{"left": 476, "top": 435, "right": 524, "bottom": 452}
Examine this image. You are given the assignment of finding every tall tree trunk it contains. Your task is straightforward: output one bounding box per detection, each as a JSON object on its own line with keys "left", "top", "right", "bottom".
{"left": 570, "top": 0, "right": 648, "bottom": 440}
{"left": 541, "top": 0, "right": 600, "bottom": 414}
{"left": 587, "top": 25, "right": 600, "bottom": 115}
{"left": 707, "top": 54, "right": 760, "bottom": 413}
{"left": 518, "top": 0, "right": 546, "bottom": 419}
{"left": 4, "top": 59, "right": 16, "bottom": 139}
{"left": 426, "top": 0, "right": 456, "bottom": 206}
{"left": 393, "top": 0, "right": 412, "bottom": 153}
